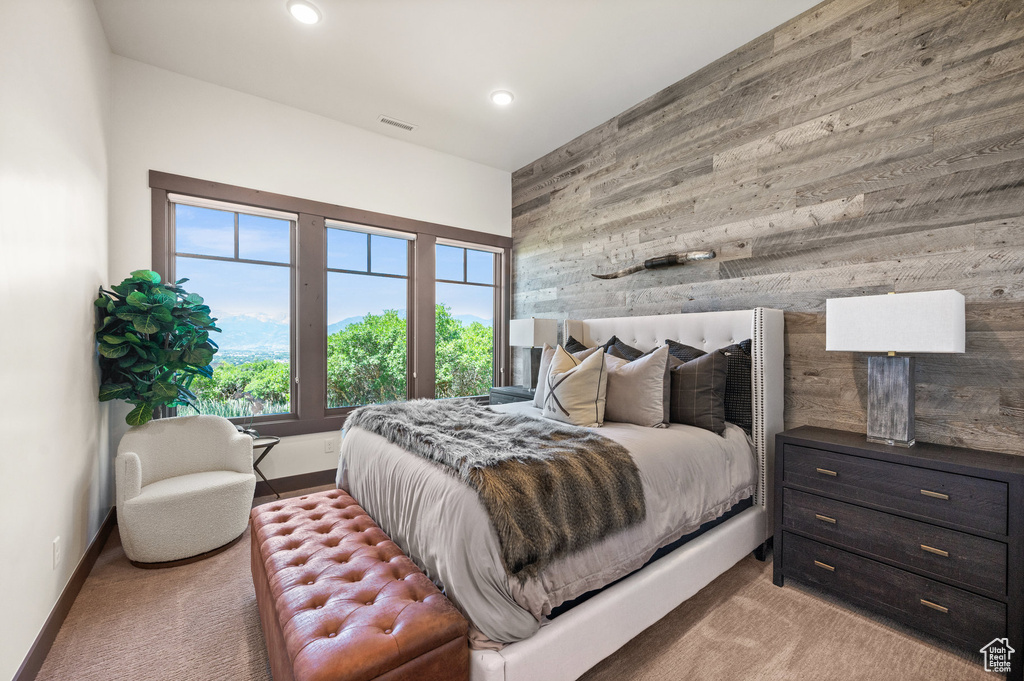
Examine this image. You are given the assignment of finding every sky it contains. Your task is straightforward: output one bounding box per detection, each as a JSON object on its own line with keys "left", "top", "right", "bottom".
{"left": 173, "top": 205, "right": 495, "bottom": 327}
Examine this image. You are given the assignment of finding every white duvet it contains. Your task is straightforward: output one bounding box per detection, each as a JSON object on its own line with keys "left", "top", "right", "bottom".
{"left": 337, "top": 401, "right": 755, "bottom": 645}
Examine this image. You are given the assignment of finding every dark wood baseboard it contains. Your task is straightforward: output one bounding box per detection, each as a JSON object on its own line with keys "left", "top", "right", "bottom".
{"left": 254, "top": 468, "right": 336, "bottom": 498}
{"left": 13, "top": 506, "right": 117, "bottom": 681}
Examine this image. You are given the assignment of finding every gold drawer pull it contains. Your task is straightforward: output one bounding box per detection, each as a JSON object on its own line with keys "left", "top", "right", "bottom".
{"left": 814, "top": 560, "right": 835, "bottom": 572}
{"left": 815, "top": 514, "right": 837, "bottom": 524}
{"left": 920, "top": 599, "right": 948, "bottom": 614}
{"left": 920, "top": 544, "right": 949, "bottom": 558}
{"left": 816, "top": 467, "right": 838, "bottom": 477}
{"left": 920, "top": 489, "right": 949, "bottom": 500}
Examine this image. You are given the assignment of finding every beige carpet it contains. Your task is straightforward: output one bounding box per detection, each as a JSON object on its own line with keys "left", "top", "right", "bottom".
{"left": 37, "top": 496, "right": 990, "bottom": 681}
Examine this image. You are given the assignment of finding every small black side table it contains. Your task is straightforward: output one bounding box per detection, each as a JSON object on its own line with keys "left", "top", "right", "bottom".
{"left": 489, "top": 385, "right": 535, "bottom": 405}
{"left": 252, "top": 436, "right": 282, "bottom": 498}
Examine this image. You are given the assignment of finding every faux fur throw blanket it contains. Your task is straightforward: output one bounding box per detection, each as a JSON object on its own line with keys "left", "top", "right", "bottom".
{"left": 346, "top": 399, "right": 646, "bottom": 580}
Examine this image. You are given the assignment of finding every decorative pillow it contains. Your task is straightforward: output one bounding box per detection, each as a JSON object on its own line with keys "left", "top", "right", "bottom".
{"left": 667, "top": 353, "right": 728, "bottom": 434}
{"left": 564, "top": 335, "right": 589, "bottom": 353}
{"left": 532, "top": 344, "right": 599, "bottom": 408}
{"left": 604, "top": 335, "right": 646, "bottom": 361}
{"left": 720, "top": 340, "right": 753, "bottom": 434}
{"left": 543, "top": 346, "right": 608, "bottom": 427}
{"left": 603, "top": 345, "right": 670, "bottom": 428}
{"left": 665, "top": 339, "right": 706, "bottom": 363}
{"left": 607, "top": 345, "right": 671, "bottom": 424}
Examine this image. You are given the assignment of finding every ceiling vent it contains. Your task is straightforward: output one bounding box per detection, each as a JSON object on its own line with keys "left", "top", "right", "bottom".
{"left": 377, "top": 115, "right": 417, "bottom": 132}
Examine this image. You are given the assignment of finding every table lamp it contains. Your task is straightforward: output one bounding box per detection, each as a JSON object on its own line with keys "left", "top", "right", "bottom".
{"left": 509, "top": 318, "right": 558, "bottom": 390}
{"left": 826, "top": 290, "right": 965, "bottom": 447}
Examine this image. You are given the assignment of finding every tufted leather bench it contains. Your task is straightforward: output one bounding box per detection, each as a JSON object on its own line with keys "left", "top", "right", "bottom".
{"left": 250, "top": 489, "right": 469, "bottom": 681}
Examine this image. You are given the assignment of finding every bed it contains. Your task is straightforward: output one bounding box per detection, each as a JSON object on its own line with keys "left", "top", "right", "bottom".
{"left": 338, "top": 308, "right": 784, "bottom": 681}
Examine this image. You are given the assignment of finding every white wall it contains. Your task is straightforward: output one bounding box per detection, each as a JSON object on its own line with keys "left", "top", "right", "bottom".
{"left": 0, "top": 1, "right": 112, "bottom": 678}
{"left": 108, "top": 56, "right": 512, "bottom": 479}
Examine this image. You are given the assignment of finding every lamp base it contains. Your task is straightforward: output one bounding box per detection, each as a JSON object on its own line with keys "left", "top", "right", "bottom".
{"left": 867, "top": 355, "right": 915, "bottom": 447}
{"left": 520, "top": 347, "right": 542, "bottom": 389}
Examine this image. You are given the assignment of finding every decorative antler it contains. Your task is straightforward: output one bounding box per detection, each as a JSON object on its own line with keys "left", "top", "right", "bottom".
{"left": 592, "top": 250, "right": 716, "bottom": 279}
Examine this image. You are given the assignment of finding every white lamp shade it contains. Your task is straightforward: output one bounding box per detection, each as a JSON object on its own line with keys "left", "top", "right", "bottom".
{"left": 509, "top": 318, "right": 557, "bottom": 348}
{"left": 826, "top": 290, "right": 965, "bottom": 354}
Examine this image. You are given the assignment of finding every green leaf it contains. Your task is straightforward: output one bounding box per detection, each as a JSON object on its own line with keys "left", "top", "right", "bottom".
{"left": 182, "top": 347, "right": 214, "bottom": 366}
{"left": 131, "top": 361, "right": 157, "bottom": 372}
{"left": 151, "top": 380, "right": 179, "bottom": 399}
{"left": 102, "top": 334, "right": 125, "bottom": 345}
{"left": 126, "top": 291, "right": 150, "bottom": 309}
{"left": 125, "top": 403, "right": 154, "bottom": 426}
{"left": 150, "top": 306, "right": 173, "bottom": 323}
{"left": 98, "top": 383, "right": 132, "bottom": 401}
{"left": 131, "top": 270, "right": 161, "bottom": 284}
{"left": 99, "top": 343, "right": 131, "bottom": 359}
{"left": 106, "top": 299, "right": 116, "bottom": 313}
{"left": 93, "top": 297, "right": 108, "bottom": 308}
{"left": 185, "top": 293, "right": 204, "bottom": 305}
{"left": 151, "top": 289, "right": 176, "bottom": 307}
{"left": 131, "top": 315, "right": 159, "bottom": 334}
{"left": 117, "top": 354, "right": 139, "bottom": 368}
{"left": 175, "top": 278, "right": 189, "bottom": 285}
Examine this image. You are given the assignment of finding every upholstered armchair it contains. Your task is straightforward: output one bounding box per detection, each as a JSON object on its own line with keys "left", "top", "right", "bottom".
{"left": 115, "top": 414, "right": 257, "bottom": 566}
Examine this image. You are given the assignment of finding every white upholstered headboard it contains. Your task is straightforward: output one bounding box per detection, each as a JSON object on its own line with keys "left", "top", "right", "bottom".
{"left": 564, "top": 308, "right": 785, "bottom": 540}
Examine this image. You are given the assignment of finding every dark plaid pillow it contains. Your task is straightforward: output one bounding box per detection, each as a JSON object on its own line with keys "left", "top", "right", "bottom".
{"left": 665, "top": 339, "right": 706, "bottom": 363}
{"left": 667, "top": 353, "right": 727, "bottom": 434}
{"left": 564, "top": 335, "right": 589, "bottom": 353}
{"left": 604, "top": 335, "right": 646, "bottom": 361}
{"left": 720, "top": 339, "right": 753, "bottom": 434}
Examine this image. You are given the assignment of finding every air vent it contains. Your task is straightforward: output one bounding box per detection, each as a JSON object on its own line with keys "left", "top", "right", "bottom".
{"left": 377, "top": 115, "right": 417, "bottom": 132}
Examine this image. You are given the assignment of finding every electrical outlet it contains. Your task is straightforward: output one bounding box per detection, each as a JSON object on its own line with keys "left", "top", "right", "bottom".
{"left": 52, "top": 536, "right": 62, "bottom": 570}
{"left": 324, "top": 438, "right": 335, "bottom": 453}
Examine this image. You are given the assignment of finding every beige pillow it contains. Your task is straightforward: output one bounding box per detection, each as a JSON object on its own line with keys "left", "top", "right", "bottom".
{"left": 604, "top": 345, "right": 670, "bottom": 428}
{"left": 542, "top": 346, "right": 608, "bottom": 427}
{"left": 534, "top": 344, "right": 600, "bottom": 409}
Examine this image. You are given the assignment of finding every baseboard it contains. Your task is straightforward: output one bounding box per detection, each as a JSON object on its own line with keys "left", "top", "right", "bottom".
{"left": 254, "top": 468, "right": 336, "bottom": 498}
{"left": 13, "top": 506, "right": 117, "bottom": 681}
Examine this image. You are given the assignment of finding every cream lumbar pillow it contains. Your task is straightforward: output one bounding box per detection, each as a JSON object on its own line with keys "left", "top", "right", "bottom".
{"left": 542, "top": 346, "right": 608, "bottom": 427}
{"left": 604, "top": 344, "right": 670, "bottom": 428}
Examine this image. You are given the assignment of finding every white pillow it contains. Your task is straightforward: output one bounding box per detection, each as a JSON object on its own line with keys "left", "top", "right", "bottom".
{"left": 603, "top": 345, "right": 670, "bottom": 428}
{"left": 542, "top": 346, "right": 608, "bottom": 427}
{"left": 534, "top": 344, "right": 600, "bottom": 409}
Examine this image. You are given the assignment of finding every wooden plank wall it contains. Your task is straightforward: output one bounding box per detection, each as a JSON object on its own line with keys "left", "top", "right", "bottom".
{"left": 511, "top": 0, "right": 1024, "bottom": 455}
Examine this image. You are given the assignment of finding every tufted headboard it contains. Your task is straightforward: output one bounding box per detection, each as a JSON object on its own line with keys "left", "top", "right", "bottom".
{"left": 564, "top": 308, "right": 784, "bottom": 540}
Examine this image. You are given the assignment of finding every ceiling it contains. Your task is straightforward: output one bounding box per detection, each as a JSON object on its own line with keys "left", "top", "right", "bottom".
{"left": 93, "top": 0, "right": 821, "bottom": 172}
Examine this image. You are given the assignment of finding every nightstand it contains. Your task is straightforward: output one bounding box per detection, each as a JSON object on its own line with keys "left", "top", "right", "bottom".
{"left": 489, "top": 385, "right": 535, "bottom": 405}
{"left": 774, "top": 426, "right": 1024, "bottom": 680}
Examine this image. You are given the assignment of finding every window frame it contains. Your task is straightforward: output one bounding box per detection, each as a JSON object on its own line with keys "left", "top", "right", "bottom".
{"left": 151, "top": 171, "right": 512, "bottom": 437}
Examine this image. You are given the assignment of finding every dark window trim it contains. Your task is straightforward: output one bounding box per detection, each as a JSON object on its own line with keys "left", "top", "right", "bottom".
{"left": 150, "top": 171, "right": 512, "bottom": 437}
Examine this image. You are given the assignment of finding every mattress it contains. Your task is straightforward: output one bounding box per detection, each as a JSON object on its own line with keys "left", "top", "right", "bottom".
{"left": 337, "top": 400, "right": 756, "bottom": 645}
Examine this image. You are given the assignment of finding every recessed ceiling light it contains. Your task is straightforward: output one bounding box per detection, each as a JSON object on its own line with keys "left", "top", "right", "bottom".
{"left": 490, "top": 90, "right": 515, "bottom": 106}
{"left": 287, "top": 0, "right": 322, "bottom": 25}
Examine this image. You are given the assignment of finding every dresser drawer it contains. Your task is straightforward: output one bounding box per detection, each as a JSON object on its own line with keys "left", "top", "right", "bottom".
{"left": 783, "top": 444, "right": 1008, "bottom": 535}
{"left": 783, "top": 532, "right": 1005, "bottom": 651}
{"left": 783, "top": 488, "right": 1007, "bottom": 596}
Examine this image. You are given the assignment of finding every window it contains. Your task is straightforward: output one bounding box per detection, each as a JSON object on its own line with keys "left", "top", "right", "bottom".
{"left": 169, "top": 196, "right": 295, "bottom": 419}
{"left": 325, "top": 222, "right": 413, "bottom": 408}
{"left": 151, "top": 172, "right": 511, "bottom": 436}
{"left": 435, "top": 241, "right": 499, "bottom": 398}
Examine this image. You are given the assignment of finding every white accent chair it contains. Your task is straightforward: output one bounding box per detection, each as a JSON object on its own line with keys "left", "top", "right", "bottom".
{"left": 115, "top": 414, "right": 257, "bottom": 566}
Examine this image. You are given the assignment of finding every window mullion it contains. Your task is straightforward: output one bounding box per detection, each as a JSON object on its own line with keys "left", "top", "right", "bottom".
{"left": 412, "top": 233, "right": 436, "bottom": 399}
{"left": 296, "top": 213, "right": 327, "bottom": 420}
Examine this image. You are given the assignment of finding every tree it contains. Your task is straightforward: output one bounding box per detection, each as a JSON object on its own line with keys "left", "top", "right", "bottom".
{"left": 327, "top": 309, "right": 407, "bottom": 407}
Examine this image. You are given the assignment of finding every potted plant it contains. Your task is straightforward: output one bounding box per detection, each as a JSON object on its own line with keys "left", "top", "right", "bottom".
{"left": 94, "top": 269, "right": 221, "bottom": 425}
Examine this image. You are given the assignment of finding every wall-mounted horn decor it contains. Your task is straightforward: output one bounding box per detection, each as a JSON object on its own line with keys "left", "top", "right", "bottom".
{"left": 592, "top": 250, "right": 716, "bottom": 279}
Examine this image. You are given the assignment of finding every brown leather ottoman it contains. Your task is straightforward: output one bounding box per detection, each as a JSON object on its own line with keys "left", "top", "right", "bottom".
{"left": 250, "top": 489, "right": 469, "bottom": 681}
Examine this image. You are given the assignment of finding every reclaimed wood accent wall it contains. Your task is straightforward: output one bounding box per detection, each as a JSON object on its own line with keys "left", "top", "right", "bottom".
{"left": 511, "top": 0, "right": 1024, "bottom": 454}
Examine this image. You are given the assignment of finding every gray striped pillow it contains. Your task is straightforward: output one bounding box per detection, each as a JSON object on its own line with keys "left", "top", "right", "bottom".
{"left": 667, "top": 352, "right": 728, "bottom": 435}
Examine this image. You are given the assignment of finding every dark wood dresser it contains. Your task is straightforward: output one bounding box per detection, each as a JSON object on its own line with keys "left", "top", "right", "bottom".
{"left": 488, "top": 385, "right": 535, "bottom": 405}
{"left": 774, "top": 426, "right": 1024, "bottom": 680}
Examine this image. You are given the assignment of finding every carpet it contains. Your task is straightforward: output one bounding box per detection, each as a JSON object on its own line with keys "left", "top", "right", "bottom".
{"left": 36, "top": 501, "right": 990, "bottom": 681}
